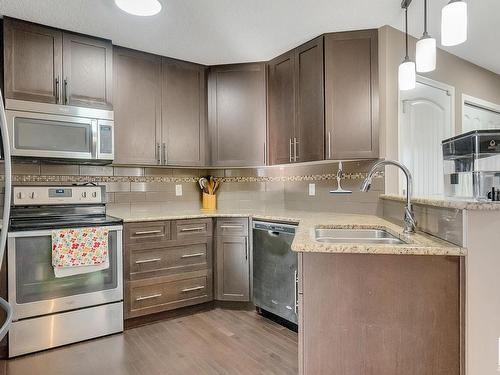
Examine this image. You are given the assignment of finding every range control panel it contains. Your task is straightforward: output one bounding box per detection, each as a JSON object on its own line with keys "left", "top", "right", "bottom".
{"left": 13, "top": 186, "right": 104, "bottom": 206}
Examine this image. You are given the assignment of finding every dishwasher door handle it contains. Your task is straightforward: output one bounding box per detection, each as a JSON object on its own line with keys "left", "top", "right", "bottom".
{"left": 268, "top": 230, "right": 280, "bottom": 237}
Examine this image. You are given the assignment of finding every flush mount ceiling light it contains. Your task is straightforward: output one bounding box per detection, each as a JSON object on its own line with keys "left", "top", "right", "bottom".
{"left": 115, "top": 0, "right": 162, "bottom": 16}
{"left": 399, "top": 1, "right": 416, "bottom": 91}
{"left": 416, "top": 0, "right": 436, "bottom": 72}
{"left": 441, "top": 0, "right": 468, "bottom": 46}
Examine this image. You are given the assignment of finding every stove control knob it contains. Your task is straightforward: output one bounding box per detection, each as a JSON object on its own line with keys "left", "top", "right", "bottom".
{"left": 29, "top": 192, "right": 35, "bottom": 199}
{"left": 92, "top": 192, "right": 97, "bottom": 198}
{"left": 82, "top": 192, "right": 87, "bottom": 198}
{"left": 17, "top": 192, "right": 22, "bottom": 200}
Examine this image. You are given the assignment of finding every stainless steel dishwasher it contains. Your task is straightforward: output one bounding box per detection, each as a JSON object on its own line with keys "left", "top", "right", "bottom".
{"left": 252, "top": 221, "right": 298, "bottom": 325}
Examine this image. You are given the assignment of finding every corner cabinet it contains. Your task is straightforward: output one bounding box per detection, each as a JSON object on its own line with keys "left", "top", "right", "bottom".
{"left": 268, "top": 36, "right": 324, "bottom": 165}
{"left": 324, "top": 30, "right": 379, "bottom": 159}
{"left": 215, "top": 218, "right": 250, "bottom": 301}
{"left": 161, "top": 58, "right": 207, "bottom": 166}
{"left": 3, "top": 17, "right": 112, "bottom": 109}
{"left": 208, "top": 63, "right": 267, "bottom": 167}
{"left": 113, "top": 47, "right": 162, "bottom": 165}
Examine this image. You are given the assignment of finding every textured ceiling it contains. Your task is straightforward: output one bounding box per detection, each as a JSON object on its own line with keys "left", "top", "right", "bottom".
{"left": 0, "top": 0, "right": 498, "bottom": 74}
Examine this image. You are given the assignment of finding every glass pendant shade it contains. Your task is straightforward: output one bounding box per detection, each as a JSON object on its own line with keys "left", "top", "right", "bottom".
{"left": 115, "top": 0, "right": 162, "bottom": 16}
{"left": 441, "top": 0, "right": 467, "bottom": 46}
{"left": 416, "top": 36, "right": 437, "bottom": 72}
{"left": 399, "top": 59, "right": 416, "bottom": 91}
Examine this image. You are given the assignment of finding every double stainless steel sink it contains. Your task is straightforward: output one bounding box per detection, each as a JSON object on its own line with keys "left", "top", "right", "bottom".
{"left": 314, "top": 228, "right": 407, "bottom": 245}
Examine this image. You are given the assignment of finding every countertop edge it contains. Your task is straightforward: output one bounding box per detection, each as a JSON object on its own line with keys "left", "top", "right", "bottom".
{"left": 111, "top": 210, "right": 465, "bottom": 257}
{"left": 380, "top": 194, "right": 500, "bottom": 211}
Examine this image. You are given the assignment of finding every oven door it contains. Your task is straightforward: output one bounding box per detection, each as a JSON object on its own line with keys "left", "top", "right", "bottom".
{"left": 6, "top": 110, "right": 97, "bottom": 160}
{"left": 7, "top": 226, "right": 123, "bottom": 321}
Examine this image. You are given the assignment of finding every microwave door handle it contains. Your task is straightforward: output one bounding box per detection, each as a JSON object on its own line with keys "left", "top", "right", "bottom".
{"left": 91, "top": 120, "right": 98, "bottom": 159}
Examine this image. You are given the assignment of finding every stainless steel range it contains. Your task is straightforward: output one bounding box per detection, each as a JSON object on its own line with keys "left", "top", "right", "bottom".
{"left": 7, "top": 185, "right": 123, "bottom": 357}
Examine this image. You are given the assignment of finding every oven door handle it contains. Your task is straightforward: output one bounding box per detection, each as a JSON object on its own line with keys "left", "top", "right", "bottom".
{"left": 8, "top": 225, "right": 124, "bottom": 238}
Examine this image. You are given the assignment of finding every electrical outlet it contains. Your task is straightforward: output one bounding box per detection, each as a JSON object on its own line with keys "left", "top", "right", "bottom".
{"left": 308, "top": 183, "right": 316, "bottom": 196}
{"left": 175, "top": 184, "right": 183, "bottom": 196}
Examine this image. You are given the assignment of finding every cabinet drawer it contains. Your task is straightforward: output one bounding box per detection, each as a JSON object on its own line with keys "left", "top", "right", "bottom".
{"left": 216, "top": 218, "right": 249, "bottom": 237}
{"left": 173, "top": 219, "right": 212, "bottom": 239}
{"left": 127, "top": 272, "right": 212, "bottom": 318}
{"left": 129, "top": 241, "right": 211, "bottom": 280}
{"left": 125, "top": 222, "right": 170, "bottom": 244}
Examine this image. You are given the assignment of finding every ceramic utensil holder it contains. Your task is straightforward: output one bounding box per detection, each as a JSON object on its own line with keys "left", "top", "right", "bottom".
{"left": 202, "top": 193, "right": 216, "bottom": 210}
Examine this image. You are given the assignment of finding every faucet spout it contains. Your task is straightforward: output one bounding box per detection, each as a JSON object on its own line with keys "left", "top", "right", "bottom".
{"left": 361, "top": 160, "right": 416, "bottom": 234}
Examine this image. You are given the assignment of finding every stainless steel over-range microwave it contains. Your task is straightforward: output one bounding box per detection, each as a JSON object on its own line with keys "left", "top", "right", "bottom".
{"left": 5, "top": 99, "right": 114, "bottom": 164}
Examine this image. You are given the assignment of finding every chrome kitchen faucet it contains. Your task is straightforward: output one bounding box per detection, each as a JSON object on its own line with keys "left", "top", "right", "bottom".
{"left": 361, "top": 160, "right": 416, "bottom": 234}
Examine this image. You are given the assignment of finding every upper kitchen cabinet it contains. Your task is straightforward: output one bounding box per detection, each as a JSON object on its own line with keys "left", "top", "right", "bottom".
{"left": 3, "top": 17, "right": 113, "bottom": 109}
{"left": 113, "top": 47, "right": 161, "bottom": 165}
{"left": 208, "top": 63, "right": 267, "bottom": 167}
{"left": 62, "top": 33, "right": 112, "bottom": 109}
{"left": 294, "top": 37, "right": 325, "bottom": 163}
{"left": 268, "top": 36, "right": 324, "bottom": 165}
{"left": 3, "top": 17, "right": 62, "bottom": 104}
{"left": 161, "top": 58, "right": 207, "bottom": 166}
{"left": 268, "top": 51, "right": 295, "bottom": 165}
{"left": 324, "top": 30, "right": 379, "bottom": 159}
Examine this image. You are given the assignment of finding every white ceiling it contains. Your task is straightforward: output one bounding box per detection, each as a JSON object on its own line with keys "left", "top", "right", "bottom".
{"left": 0, "top": 0, "right": 498, "bottom": 74}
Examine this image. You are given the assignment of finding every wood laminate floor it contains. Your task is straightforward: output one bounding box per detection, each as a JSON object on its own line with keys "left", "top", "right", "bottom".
{"left": 0, "top": 308, "right": 298, "bottom": 375}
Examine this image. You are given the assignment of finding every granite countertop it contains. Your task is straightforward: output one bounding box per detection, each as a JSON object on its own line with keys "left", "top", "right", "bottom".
{"left": 108, "top": 205, "right": 465, "bottom": 257}
{"left": 381, "top": 194, "right": 500, "bottom": 211}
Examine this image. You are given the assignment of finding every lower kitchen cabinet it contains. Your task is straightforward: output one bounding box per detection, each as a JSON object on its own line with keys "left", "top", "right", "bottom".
{"left": 298, "top": 253, "right": 463, "bottom": 375}
{"left": 215, "top": 218, "right": 250, "bottom": 301}
{"left": 124, "top": 219, "right": 214, "bottom": 320}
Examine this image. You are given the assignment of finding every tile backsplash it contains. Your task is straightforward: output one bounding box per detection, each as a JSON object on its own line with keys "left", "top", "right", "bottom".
{"left": 0, "top": 160, "right": 384, "bottom": 215}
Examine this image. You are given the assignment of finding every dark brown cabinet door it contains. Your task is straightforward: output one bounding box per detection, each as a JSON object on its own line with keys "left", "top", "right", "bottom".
{"left": 3, "top": 17, "right": 63, "bottom": 104}
{"left": 62, "top": 33, "right": 113, "bottom": 109}
{"left": 301, "top": 253, "right": 462, "bottom": 375}
{"left": 325, "top": 30, "right": 379, "bottom": 159}
{"left": 208, "top": 63, "right": 267, "bottom": 167}
{"left": 113, "top": 47, "right": 161, "bottom": 165}
{"left": 268, "top": 51, "right": 296, "bottom": 165}
{"left": 294, "top": 36, "right": 325, "bottom": 163}
{"left": 162, "top": 58, "right": 207, "bottom": 166}
{"left": 216, "top": 235, "right": 250, "bottom": 301}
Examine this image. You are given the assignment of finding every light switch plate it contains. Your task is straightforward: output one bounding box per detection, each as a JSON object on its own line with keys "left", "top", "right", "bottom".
{"left": 175, "top": 184, "right": 183, "bottom": 196}
{"left": 308, "top": 183, "right": 316, "bottom": 196}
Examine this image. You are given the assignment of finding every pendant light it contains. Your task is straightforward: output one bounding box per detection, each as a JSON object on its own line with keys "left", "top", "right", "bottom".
{"left": 416, "top": 0, "right": 436, "bottom": 72}
{"left": 441, "top": 0, "right": 468, "bottom": 46}
{"left": 115, "top": 0, "right": 162, "bottom": 16}
{"left": 399, "top": 4, "right": 416, "bottom": 91}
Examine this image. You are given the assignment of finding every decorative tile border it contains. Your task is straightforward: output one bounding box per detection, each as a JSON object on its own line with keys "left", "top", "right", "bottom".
{"left": 1, "top": 171, "right": 383, "bottom": 184}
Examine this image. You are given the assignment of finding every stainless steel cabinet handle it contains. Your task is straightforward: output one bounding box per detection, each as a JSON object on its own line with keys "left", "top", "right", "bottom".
{"left": 162, "top": 142, "right": 166, "bottom": 165}
{"left": 328, "top": 131, "right": 332, "bottom": 159}
{"left": 135, "top": 258, "right": 161, "bottom": 264}
{"left": 264, "top": 142, "right": 267, "bottom": 165}
{"left": 244, "top": 237, "right": 248, "bottom": 260}
{"left": 220, "top": 225, "right": 244, "bottom": 229}
{"left": 180, "top": 227, "right": 205, "bottom": 232}
{"left": 293, "top": 138, "right": 299, "bottom": 161}
{"left": 289, "top": 138, "right": 293, "bottom": 163}
{"left": 156, "top": 143, "right": 161, "bottom": 165}
{"left": 294, "top": 270, "right": 298, "bottom": 314}
{"left": 63, "top": 78, "right": 68, "bottom": 104}
{"left": 136, "top": 293, "right": 162, "bottom": 301}
{"left": 55, "top": 77, "right": 60, "bottom": 103}
{"left": 134, "top": 229, "right": 162, "bottom": 235}
{"left": 181, "top": 253, "right": 205, "bottom": 259}
{"left": 181, "top": 286, "right": 205, "bottom": 293}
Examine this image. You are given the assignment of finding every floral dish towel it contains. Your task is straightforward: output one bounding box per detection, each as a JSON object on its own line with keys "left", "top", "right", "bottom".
{"left": 52, "top": 227, "right": 109, "bottom": 268}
